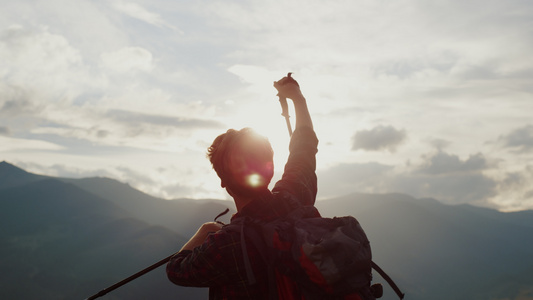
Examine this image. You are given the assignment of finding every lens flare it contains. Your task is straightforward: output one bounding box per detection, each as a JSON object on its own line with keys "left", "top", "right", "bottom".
{"left": 246, "top": 173, "right": 263, "bottom": 188}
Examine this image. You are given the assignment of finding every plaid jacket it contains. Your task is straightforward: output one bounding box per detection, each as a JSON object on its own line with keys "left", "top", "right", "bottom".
{"left": 166, "top": 127, "right": 319, "bottom": 299}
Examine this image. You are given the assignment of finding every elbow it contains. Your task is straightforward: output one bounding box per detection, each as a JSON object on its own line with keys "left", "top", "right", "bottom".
{"left": 166, "top": 257, "right": 205, "bottom": 287}
{"left": 166, "top": 257, "right": 188, "bottom": 286}
{"left": 166, "top": 261, "right": 181, "bottom": 285}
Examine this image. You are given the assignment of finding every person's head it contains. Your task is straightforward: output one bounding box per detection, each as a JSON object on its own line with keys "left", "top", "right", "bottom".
{"left": 207, "top": 128, "right": 274, "bottom": 198}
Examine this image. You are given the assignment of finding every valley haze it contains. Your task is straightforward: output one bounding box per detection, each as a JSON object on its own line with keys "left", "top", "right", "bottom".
{"left": 1, "top": 161, "right": 533, "bottom": 299}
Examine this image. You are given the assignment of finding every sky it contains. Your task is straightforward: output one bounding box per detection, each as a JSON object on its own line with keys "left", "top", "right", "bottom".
{"left": 1, "top": 0, "right": 533, "bottom": 212}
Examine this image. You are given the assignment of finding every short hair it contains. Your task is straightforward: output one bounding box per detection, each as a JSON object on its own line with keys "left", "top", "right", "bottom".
{"left": 207, "top": 128, "right": 274, "bottom": 196}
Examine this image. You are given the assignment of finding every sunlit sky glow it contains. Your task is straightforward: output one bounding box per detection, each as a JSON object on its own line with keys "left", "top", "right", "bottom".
{"left": 1, "top": 0, "right": 533, "bottom": 211}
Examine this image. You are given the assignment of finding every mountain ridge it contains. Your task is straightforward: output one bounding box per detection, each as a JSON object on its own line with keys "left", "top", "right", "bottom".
{"left": 0, "top": 161, "right": 235, "bottom": 236}
{"left": 0, "top": 160, "right": 47, "bottom": 190}
{"left": 2, "top": 161, "right": 533, "bottom": 299}
{"left": 0, "top": 162, "right": 207, "bottom": 299}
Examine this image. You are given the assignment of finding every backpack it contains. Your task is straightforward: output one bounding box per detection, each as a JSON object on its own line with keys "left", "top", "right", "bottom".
{"left": 225, "top": 205, "right": 405, "bottom": 300}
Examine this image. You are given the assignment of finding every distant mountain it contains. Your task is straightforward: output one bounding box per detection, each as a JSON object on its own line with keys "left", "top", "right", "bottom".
{"left": 1, "top": 161, "right": 533, "bottom": 300}
{"left": 0, "top": 161, "right": 235, "bottom": 237}
{"left": 60, "top": 176, "right": 235, "bottom": 237}
{"left": 316, "top": 193, "right": 533, "bottom": 300}
{"left": 0, "top": 162, "right": 209, "bottom": 299}
{"left": 0, "top": 161, "right": 47, "bottom": 189}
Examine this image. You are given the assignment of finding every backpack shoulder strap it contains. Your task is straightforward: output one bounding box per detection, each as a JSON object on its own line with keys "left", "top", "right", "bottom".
{"left": 233, "top": 217, "right": 281, "bottom": 300}
{"left": 239, "top": 220, "right": 257, "bottom": 285}
{"left": 226, "top": 217, "right": 280, "bottom": 297}
{"left": 371, "top": 261, "right": 405, "bottom": 299}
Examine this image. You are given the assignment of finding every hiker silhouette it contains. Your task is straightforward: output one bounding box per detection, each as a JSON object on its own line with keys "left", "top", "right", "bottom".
{"left": 84, "top": 74, "right": 403, "bottom": 300}
{"left": 166, "top": 74, "right": 400, "bottom": 299}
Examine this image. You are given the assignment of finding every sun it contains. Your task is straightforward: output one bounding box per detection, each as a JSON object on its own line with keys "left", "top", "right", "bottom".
{"left": 221, "top": 99, "right": 293, "bottom": 184}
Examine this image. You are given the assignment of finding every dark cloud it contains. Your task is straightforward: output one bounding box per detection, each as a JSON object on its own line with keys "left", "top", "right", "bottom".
{"left": 499, "top": 171, "right": 525, "bottom": 190}
{"left": 352, "top": 125, "right": 407, "bottom": 152}
{"left": 495, "top": 166, "right": 533, "bottom": 208}
{"left": 499, "top": 124, "right": 533, "bottom": 153}
{"left": 0, "top": 85, "right": 39, "bottom": 117}
{"left": 0, "top": 126, "right": 10, "bottom": 136}
{"left": 318, "top": 150, "right": 496, "bottom": 205}
{"left": 417, "top": 151, "right": 488, "bottom": 175}
{"left": 398, "top": 151, "right": 496, "bottom": 204}
{"left": 107, "top": 109, "right": 225, "bottom": 129}
{"left": 428, "top": 138, "right": 451, "bottom": 150}
{"left": 96, "top": 129, "right": 110, "bottom": 138}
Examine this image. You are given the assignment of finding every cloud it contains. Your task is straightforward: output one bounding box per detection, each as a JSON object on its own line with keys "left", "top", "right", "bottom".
{"left": 372, "top": 53, "right": 457, "bottom": 80}
{"left": 0, "top": 25, "right": 98, "bottom": 110}
{"left": 491, "top": 166, "right": 533, "bottom": 211}
{"left": 112, "top": 0, "right": 183, "bottom": 33}
{"left": 0, "top": 24, "right": 222, "bottom": 153}
{"left": 318, "top": 150, "right": 497, "bottom": 206}
{"left": 352, "top": 125, "right": 407, "bottom": 152}
{"left": 2, "top": 0, "right": 533, "bottom": 212}
{"left": 161, "top": 182, "right": 196, "bottom": 200}
{"left": 417, "top": 152, "right": 489, "bottom": 175}
{"left": 106, "top": 109, "right": 224, "bottom": 129}
{"left": 16, "top": 161, "right": 114, "bottom": 179}
{"left": 0, "top": 126, "right": 10, "bottom": 136}
{"left": 100, "top": 47, "right": 154, "bottom": 73}
{"left": 427, "top": 138, "right": 451, "bottom": 151}
{"left": 390, "top": 172, "right": 497, "bottom": 206}
{"left": 0, "top": 84, "right": 40, "bottom": 117}
{"left": 395, "top": 151, "right": 495, "bottom": 205}
{"left": 318, "top": 162, "right": 394, "bottom": 198}
{"left": 497, "top": 169, "right": 532, "bottom": 196}
{"left": 116, "top": 165, "right": 157, "bottom": 186}
{"left": 1, "top": 25, "right": 83, "bottom": 81}
{"left": 498, "top": 124, "right": 533, "bottom": 153}
{"left": 0, "top": 136, "right": 64, "bottom": 151}
{"left": 28, "top": 107, "right": 225, "bottom": 153}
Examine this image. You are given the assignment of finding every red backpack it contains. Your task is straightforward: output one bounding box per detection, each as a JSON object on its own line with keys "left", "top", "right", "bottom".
{"left": 226, "top": 206, "right": 404, "bottom": 300}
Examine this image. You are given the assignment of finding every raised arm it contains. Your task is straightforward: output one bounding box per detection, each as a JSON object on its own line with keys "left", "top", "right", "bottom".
{"left": 272, "top": 75, "right": 318, "bottom": 207}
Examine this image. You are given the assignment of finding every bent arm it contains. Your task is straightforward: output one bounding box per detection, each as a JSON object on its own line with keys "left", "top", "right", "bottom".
{"left": 179, "top": 222, "right": 223, "bottom": 251}
{"left": 167, "top": 229, "right": 245, "bottom": 287}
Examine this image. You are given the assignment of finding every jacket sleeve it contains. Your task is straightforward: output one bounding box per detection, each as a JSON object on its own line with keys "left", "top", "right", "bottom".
{"left": 272, "top": 126, "right": 318, "bottom": 207}
{"left": 166, "top": 230, "right": 250, "bottom": 288}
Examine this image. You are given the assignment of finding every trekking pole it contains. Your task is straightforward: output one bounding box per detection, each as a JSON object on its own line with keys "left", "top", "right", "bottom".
{"left": 279, "top": 94, "right": 293, "bottom": 137}
{"left": 85, "top": 253, "right": 177, "bottom": 300}
{"left": 84, "top": 209, "right": 230, "bottom": 299}
{"left": 277, "top": 72, "right": 299, "bottom": 137}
